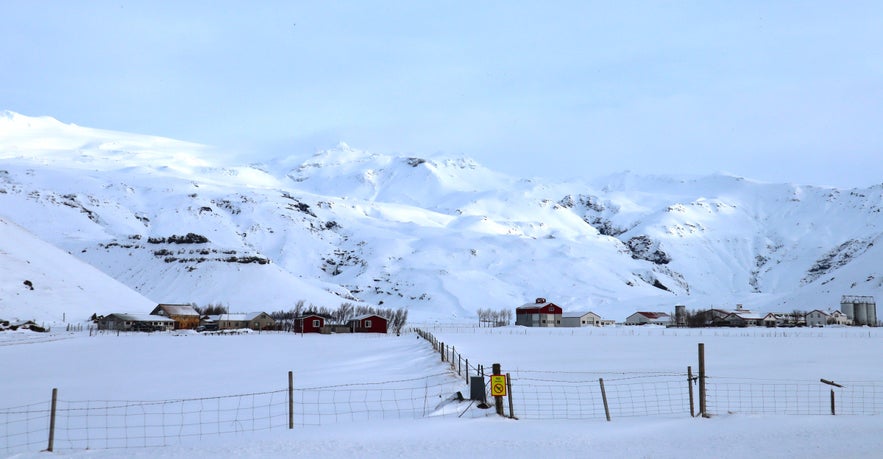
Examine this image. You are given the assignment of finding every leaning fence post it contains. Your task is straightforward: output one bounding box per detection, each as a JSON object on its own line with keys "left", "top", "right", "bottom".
{"left": 599, "top": 378, "right": 611, "bottom": 421}
{"left": 687, "top": 365, "right": 695, "bottom": 417}
{"left": 288, "top": 371, "right": 294, "bottom": 429}
{"left": 47, "top": 387, "right": 58, "bottom": 452}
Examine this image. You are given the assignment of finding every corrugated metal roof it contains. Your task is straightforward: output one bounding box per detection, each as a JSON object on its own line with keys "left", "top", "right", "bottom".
{"left": 636, "top": 311, "right": 669, "bottom": 319}
{"left": 562, "top": 311, "right": 600, "bottom": 319}
{"left": 104, "top": 313, "right": 174, "bottom": 322}
{"left": 154, "top": 304, "right": 199, "bottom": 316}
{"left": 217, "top": 312, "right": 269, "bottom": 321}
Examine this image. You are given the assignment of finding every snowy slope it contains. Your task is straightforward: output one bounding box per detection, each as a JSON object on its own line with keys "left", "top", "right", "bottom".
{"left": 0, "top": 216, "right": 156, "bottom": 323}
{"left": 2, "top": 111, "right": 882, "bottom": 323}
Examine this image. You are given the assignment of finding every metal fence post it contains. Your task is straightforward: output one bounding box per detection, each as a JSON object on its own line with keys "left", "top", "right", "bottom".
{"left": 288, "top": 371, "right": 294, "bottom": 429}
{"left": 599, "top": 378, "right": 611, "bottom": 421}
{"left": 47, "top": 388, "right": 58, "bottom": 452}
{"left": 698, "top": 343, "right": 707, "bottom": 417}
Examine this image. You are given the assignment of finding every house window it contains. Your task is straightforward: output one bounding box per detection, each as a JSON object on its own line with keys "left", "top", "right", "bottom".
{"left": 313, "top": 320, "right": 320, "bottom": 327}
{"left": 365, "top": 320, "right": 372, "bottom": 328}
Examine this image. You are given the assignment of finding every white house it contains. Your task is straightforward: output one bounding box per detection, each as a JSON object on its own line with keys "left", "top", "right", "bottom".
{"left": 807, "top": 309, "right": 852, "bottom": 327}
{"left": 805, "top": 310, "right": 829, "bottom": 327}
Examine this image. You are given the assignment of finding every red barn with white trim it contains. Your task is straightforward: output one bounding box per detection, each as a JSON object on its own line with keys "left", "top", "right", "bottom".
{"left": 349, "top": 314, "right": 388, "bottom": 333}
{"left": 294, "top": 315, "right": 325, "bottom": 333}
{"left": 515, "top": 298, "right": 563, "bottom": 327}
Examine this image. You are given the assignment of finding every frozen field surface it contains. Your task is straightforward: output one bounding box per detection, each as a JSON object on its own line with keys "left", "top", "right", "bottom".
{"left": 3, "top": 326, "right": 883, "bottom": 458}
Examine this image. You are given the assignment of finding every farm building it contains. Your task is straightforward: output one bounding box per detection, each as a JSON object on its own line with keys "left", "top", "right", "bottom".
{"left": 515, "top": 298, "right": 563, "bottom": 327}
{"left": 561, "top": 311, "right": 611, "bottom": 327}
{"left": 625, "top": 311, "right": 671, "bottom": 326}
{"left": 806, "top": 310, "right": 852, "bottom": 327}
{"left": 349, "top": 314, "right": 388, "bottom": 333}
{"left": 294, "top": 314, "right": 325, "bottom": 333}
{"left": 150, "top": 304, "right": 200, "bottom": 329}
{"left": 721, "top": 312, "right": 777, "bottom": 327}
{"left": 213, "top": 312, "right": 276, "bottom": 330}
{"left": 97, "top": 313, "right": 175, "bottom": 332}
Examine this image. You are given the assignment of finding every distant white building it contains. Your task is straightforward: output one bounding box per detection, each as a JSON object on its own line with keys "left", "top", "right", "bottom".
{"left": 561, "top": 311, "right": 612, "bottom": 327}
{"left": 625, "top": 311, "right": 671, "bottom": 326}
{"left": 806, "top": 309, "right": 852, "bottom": 327}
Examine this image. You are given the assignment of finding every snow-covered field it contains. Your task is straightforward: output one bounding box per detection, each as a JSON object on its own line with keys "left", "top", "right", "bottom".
{"left": 3, "top": 325, "right": 883, "bottom": 458}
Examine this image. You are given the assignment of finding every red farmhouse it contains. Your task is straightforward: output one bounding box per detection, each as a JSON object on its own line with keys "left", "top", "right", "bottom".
{"left": 515, "top": 298, "right": 563, "bottom": 327}
{"left": 294, "top": 314, "right": 325, "bottom": 333}
{"left": 349, "top": 314, "right": 388, "bottom": 333}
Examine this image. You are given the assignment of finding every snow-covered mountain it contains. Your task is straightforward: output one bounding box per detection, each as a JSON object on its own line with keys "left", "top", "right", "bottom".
{"left": 2, "top": 111, "right": 882, "bottom": 323}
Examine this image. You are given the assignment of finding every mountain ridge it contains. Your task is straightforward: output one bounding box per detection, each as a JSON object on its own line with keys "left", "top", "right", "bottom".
{"left": 1, "top": 111, "right": 881, "bottom": 323}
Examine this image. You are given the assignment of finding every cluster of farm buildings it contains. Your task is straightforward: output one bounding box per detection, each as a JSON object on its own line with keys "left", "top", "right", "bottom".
{"left": 515, "top": 295, "right": 878, "bottom": 328}
{"left": 96, "top": 304, "right": 389, "bottom": 333}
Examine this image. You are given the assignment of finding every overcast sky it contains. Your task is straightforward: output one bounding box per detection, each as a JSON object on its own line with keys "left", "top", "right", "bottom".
{"left": 2, "top": 2, "right": 882, "bottom": 187}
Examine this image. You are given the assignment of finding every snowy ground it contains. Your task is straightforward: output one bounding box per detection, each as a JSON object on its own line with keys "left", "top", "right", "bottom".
{"left": 3, "top": 325, "right": 883, "bottom": 458}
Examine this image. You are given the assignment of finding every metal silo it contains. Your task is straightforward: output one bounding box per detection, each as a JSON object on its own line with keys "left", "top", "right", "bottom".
{"left": 854, "top": 301, "right": 868, "bottom": 325}
{"left": 865, "top": 299, "right": 877, "bottom": 326}
{"left": 841, "top": 297, "right": 854, "bottom": 322}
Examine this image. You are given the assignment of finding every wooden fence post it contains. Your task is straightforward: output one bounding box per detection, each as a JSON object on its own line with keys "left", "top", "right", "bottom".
{"left": 288, "top": 371, "right": 294, "bottom": 429}
{"left": 492, "top": 363, "right": 504, "bottom": 416}
{"left": 47, "top": 388, "right": 58, "bottom": 452}
{"left": 830, "top": 389, "right": 836, "bottom": 415}
{"left": 687, "top": 366, "right": 695, "bottom": 417}
{"left": 599, "top": 378, "right": 611, "bottom": 421}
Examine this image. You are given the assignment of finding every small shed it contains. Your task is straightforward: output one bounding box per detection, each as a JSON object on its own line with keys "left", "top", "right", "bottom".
{"left": 150, "top": 304, "right": 200, "bottom": 329}
{"left": 349, "top": 314, "right": 388, "bottom": 333}
{"left": 98, "top": 313, "right": 175, "bottom": 332}
{"left": 294, "top": 314, "right": 325, "bottom": 333}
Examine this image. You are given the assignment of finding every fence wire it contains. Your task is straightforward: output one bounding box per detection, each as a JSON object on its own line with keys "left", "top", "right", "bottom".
{"left": 706, "top": 379, "right": 883, "bottom": 416}
{"left": 0, "top": 401, "right": 51, "bottom": 454}
{"left": 0, "top": 373, "right": 468, "bottom": 455}
{"left": 510, "top": 374, "right": 691, "bottom": 420}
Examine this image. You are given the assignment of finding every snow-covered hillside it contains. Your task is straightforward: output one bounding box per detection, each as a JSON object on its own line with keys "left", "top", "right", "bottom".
{"left": 2, "top": 111, "right": 882, "bottom": 323}
{"left": 0, "top": 216, "right": 155, "bottom": 323}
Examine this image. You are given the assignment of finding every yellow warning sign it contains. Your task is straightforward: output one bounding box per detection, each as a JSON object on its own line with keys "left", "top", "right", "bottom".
{"left": 490, "top": 375, "right": 507, "bottom": 397}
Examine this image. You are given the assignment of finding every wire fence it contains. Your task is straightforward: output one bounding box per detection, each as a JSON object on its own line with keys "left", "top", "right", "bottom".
{"left": 510, "top": 371, "right": 692, "bottom": 420}
{"left": 0, "top": 372, "right": 468, "bottom": 455}
{"left": 706, "top": 379, "right": 883, "bottom": 415}
{"left": 7, "top": 332, "right": 883, "bottom": 455}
